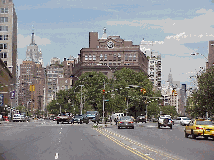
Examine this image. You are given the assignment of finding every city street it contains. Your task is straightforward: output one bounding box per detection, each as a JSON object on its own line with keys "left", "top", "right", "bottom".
{"left": 0, "top": 120, "right": 213, "bottom": 160}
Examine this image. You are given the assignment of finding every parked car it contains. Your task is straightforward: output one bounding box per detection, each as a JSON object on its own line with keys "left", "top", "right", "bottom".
{"left": 184, "top": 119, "right": 214, "bottom": 139}
{"left": 82, "top": 114, "right": 89, "bottom": 124}
{"left": 72, "top": 115, "right": 83, "bottom": 124}
{"left": 118, "top": 116, "right": 134, "bottom": 129}
{"left": 180, "top": 117, "right": 191, "bottom": 126}
{"left": 53, "top": 117, "right": 57, "bottom": 121}
{"left": 135, "top": 116, "right": 146, "bottom": 123}
{"left": 173, "top": 117, "right": 187, "bottom": 124}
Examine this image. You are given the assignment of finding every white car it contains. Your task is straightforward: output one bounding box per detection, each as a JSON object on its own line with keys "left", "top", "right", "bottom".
{"left": 180, "top": 117, "right": 191, "bottom": 126}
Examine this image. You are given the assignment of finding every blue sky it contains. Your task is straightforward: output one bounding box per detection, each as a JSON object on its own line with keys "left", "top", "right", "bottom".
{"left": 15, "top": 0, "right": 214, "bottom": 88}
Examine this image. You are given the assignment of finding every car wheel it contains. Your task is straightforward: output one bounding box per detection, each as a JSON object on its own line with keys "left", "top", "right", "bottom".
{"left": 158, "top": 124, "right": 160, "bottom": 129}
{"left": 185, "top": 131, "right": 188, "bottom": 138}
{"left": 118, "top": 126, "right": 120, "bottom": 129}
{"left": 132, "top": 126, "right": 134, "bottom": 129}
{"left": 191, "top": 130, "right": 196, "bottom": 139}
{"left": 57, "top": 121, "right": 59, "bottom": 124}
{"left": 170, "top": 125, "right": 172, "bottom": 129}
{"left": 204, "top": 136, "right": 208, "bottom": 140}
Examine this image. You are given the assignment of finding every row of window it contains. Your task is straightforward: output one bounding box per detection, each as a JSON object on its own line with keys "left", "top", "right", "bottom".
{"left": 0, "top": 8, "right": 8, "bottom": 13}
{"left": 0, "top": 43, "right": 8, "bottom": 49}
{"left": 0, "top": 34, "right": 8, "bottom": 40}
{"left": 0, "top": 52, "right": 7, "bottom": 58}
{"left": 0, "top": 17, "right": 8, "bottom": 23}
{"left": 0, "top": 26, "right": 8, "bottom": 31}
{"left": 85, "top": 54, "right": 137, "bottom": 61}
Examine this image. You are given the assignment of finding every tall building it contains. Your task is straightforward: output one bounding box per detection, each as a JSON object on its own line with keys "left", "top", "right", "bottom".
{"left": 25, "top": 27, "right": 43, "bottom": 65}
{"left": 140, "top": 40, "right": 162, "bottom": 90}
{"left": 0, "top": 0, "right": 17, "bottom": 107}
{"left": 208, "top": 40, "right": 214, "bottom": 69}
{"left": 179, "top": 84, "right": 187, "bottom": 116}
{"left": 148, "top": 52, "right": 162, "bottom": 91}
{"left": 18, "top": 60, "right": 45, "bottom": 115}
{"left": 72, "top": 28, "right": 148, "bottom": 82}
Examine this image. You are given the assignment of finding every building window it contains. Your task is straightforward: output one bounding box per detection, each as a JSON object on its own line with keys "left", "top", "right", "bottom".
{"left": 0, "top": 52, "right": 7, "bottom": 58}
{"left": 104, "top": 63, "right": 107, "bottom": 65}
{"left": 85, "top": 54, "right": 88, "bottom": 61}
{"left": 109, "top": 63, "right": 112, "bottom": 66}
{"left": 129, "top": 54, "right": 132, "bottom": 61}
{"left": 0, "top": 26, "right": 8, "bottom": 31}
{"left": 118, "top": 53, "right": 121, "bottom": 61}
{"left": 0, "top": 35, "right": 8, "bottom": 40}
{"left": 4, "top": 34, "right": 8, "bottom": 40}
{"left": 100, "top": 54, "right": 103, "bottom": 61}
{"left": 113, "top": 63, "right": 116, "bottom": 65}
{"left": 0, "top": 17, "right": 8, "bottom": 23}
{"left": 3, "top": 61, "right": 7, "bottom": 66}
{"left": 0, "top": 8, "right": 8, "bottom": 13}
{"left": 0, "top": 43, "right": 7, "bottom": 49}
{"left": 113, "top": 54, "right": 117, "bottom": 61}
{"left": 93, "top": 54, "right": 96, "bottom": 61}
{"left": 125, "top": 54, "right": 128, "bottom": 61}
{"left": 133, "top": 54, "right": 136, "bottom": 61}
{"left": 104, "top": 54, "right": 107, "bottom": 61}
{"left": 2, "top": 0, "right": 6, "bottom": 4}
{"left": 89, "top": 54, "right": 92, "bottom": 60}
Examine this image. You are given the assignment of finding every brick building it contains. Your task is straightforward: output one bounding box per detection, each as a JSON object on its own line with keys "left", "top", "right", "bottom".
{"left": 0, "top": 0, "right": 18, "bottom": 107}
{"left": 208, "top": 40, "right": 214, "bottom": 69}
{"left": 72, "top": 28, "right": 148, "bottom": 82}
{"left": 0, "top": 58, "right": 13, "bottom": 115}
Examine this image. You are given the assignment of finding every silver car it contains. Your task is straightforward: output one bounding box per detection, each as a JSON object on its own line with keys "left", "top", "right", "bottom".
{"left": 118, "top": 116, "right": 134, "bottom": 129}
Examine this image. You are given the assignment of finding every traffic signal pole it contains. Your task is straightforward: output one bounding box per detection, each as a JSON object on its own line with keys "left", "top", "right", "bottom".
{"left": 102, "top": 80, "right": 105, "bottom": 124}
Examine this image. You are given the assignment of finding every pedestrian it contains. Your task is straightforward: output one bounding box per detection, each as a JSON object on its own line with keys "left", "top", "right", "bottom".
{"left": 115, "top": 115, "right": 119, "bottom": 125}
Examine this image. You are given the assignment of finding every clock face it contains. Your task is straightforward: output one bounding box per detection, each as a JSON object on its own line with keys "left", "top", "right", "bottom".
{"left": 107, "top": 41, "right": 114, "bottom": 49}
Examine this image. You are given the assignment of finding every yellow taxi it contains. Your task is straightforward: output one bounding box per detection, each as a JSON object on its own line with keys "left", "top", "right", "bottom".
{"left": 184, "top": 119, "right": 214, "bottom": 140}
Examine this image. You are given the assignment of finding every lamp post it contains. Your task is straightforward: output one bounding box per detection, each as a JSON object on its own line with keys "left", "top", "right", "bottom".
{"left": 79, "top": 85, "right": 84, "bottom": 115}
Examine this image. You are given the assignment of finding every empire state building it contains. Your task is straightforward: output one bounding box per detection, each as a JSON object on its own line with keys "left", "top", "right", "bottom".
{"left": 25, "top": 27, "right": 43, "bottom": 65}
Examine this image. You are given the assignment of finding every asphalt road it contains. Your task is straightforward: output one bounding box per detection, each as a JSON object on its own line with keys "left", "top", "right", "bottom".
{"left": 0, "top": 120, "right": 213, "bottom": 160}
{"left": 0, "top": 120, "right": 143, "bottom": 160}
{"left": 108, "top": 122, "right": 214, "bottom": 160}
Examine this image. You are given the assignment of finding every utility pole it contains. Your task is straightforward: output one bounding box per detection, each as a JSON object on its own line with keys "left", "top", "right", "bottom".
{"left": 80, "top": 85, "right": 84, "bottom": 115}
{"left": 103, "top": 80, "right": 105, "bottom": 124}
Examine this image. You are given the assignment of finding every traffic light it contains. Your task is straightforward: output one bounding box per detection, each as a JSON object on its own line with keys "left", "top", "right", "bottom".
{"left": 140, "top": 88, "right": 146, "bottom": 95}
{"left": 143, "top": 88, "right": 146, "bottom": 95}
{"left": 30, "top": 85, "right": 35, "bottom": 91}
{"left": 102, "top": 89, "right": 105, "bottom": 94}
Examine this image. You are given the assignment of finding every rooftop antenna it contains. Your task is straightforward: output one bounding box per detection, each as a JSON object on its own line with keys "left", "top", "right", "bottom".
{"left": 31, "top": 25, "right": 35, "bottom": 45}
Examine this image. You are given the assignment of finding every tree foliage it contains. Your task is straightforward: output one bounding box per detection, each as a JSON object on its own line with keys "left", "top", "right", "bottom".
{"left": 188, "top": 67, "right": 214, "bottom": 118}
{"left": 47, "top": 68, "right": 161, "bottom": 117}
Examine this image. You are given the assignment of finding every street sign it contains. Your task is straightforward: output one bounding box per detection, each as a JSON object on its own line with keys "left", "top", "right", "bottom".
{"left": 104, "top": 99, "right": 109, "bottom": 102}
{"left": 10, "top": 91, "right": 15, "bottom": 99}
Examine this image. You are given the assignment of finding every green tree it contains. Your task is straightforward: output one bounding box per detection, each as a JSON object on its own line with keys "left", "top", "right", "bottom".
{"left": 161, "top": 105, "right": 178, "bottom": 118}
{"left": 16, "top": 105, "right": 26, "bottom": 113}
{"left": 193, "top": 66, "right": 214, "bottom": 117}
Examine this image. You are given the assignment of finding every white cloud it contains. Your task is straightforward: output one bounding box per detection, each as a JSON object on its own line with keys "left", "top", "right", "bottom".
{"left": 17, "top": 34, "right": 51, "bottom": 49}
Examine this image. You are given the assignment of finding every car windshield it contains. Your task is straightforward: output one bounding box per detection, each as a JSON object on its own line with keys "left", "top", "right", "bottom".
{"left": 86, "top": 111, "right": 97, "bottom": 115}
{"left": 75, "top": 116, "right": 82, "bottom": 118}
{"left": 121, "top": 116, "right": 132, "bottom": 120}
{"left": 196, "top": 121, "right": 213, "bottom": 125}
{"left": 139, "top": 116, "right": 145, "bottom": 118}
{"left": 183, "top": 118, "right": 190, "bottom": 120}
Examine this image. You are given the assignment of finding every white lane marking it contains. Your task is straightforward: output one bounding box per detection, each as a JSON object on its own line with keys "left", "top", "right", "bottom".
{"left": 55, "top": 153, "right": 59, "bottom": 159}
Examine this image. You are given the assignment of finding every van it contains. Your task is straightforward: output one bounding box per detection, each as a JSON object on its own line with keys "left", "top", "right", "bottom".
{"left": 111, "top": 113, "right": 124, "bottom": 121}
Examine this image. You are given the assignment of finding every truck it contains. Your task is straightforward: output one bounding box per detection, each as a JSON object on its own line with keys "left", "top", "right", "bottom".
{"left": 56, "top": 112, "right": 72, "bottom": 124}
{"left": 13, "top": 114, "right": 26, "bottom": 122}
{"left": 158, "top": 115, "right": 173, "bottom": 129}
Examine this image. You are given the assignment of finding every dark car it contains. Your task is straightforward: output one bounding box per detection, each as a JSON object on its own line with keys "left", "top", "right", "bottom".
{"left": 72, "top": 115, "right": 83, "bottom": 124}
{"left": 135, "top": 116, "right": 146, "bottom": 123}
{"left": 82, "top": 114, "right": 89, "bottom": 124}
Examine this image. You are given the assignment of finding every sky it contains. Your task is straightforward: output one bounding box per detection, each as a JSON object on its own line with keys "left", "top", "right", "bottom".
{"left": 14, "top": 0, "right": 214, "bottom": 88}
